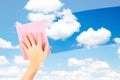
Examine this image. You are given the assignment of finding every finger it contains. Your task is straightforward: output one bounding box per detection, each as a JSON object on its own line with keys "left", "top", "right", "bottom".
{"left": 20, "top": 41, "right": 28, "bottom": 53}
{"left": 28, "top": 33, "right": 36, "bottom": 46}
{"left": 23, "top": 35, "right": 31, "bottom": 48}
{"left": 37, "top": 33, "right": 42, "bottom": 48}
{"left": 43, "top": 43, "right": 49, "bottom": 55}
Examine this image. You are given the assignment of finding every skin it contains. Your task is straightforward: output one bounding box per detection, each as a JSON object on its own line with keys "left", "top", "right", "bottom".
{"left": 20, "top": 33, "right": 49, "bottom": 80}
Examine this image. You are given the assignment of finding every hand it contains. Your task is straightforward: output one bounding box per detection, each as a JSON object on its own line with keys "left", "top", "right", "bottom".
{"left": 20, "top": 32, "right": 49, "bottom": 80}
{"left": 20, "top": 32, "right": 49, "bottom": 68}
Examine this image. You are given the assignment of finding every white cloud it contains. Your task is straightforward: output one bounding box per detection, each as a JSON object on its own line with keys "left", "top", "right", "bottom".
{"left": 0, "top": 65, "right": 46, "bottom": 80}
{"left": 114, "top": 37, "right": 120, "bottom": 45}
{"left": 27, "top": 12, "right": 56, "bottom": 27}
{"left": 34, "top": 58, "right": 120, "bottom": 80}
{"left": 76, "top": 27, "right": 111, "bottom": 48}
{"left": 15, "top": 21, "right": 22, "bottom": 26}
{"left": 0, "top": 78, "right": 19, "bottom": 80}
{"left": 14, "top": 56, "right": 29, "bottom": 65}
{"left": 113, "top": 37, "right": 120, "bottom": 58}
{"left": 117, "top": 48, "right": 120, "bottom": 58}
{"left": 1, "top": 58, "right": 120, "bottom": 80}
{"left": 68, "top": 58, "right": 110, "bottom": 73}
{"left": 0, "top": 38, "right": 19, "bottom": 49}
{"left": 0, "top": 56, "right": 9, "bottom": 65}
{"left": 24, "top": 0, "right": 80, "bottom": 40}
{"left": 25, "top": 0, "right": 63, "bottom": 13}
{"left": 0, "top": 66, "right": 21, "bottom": 77}
{"left": 46, "top": 9, "right": 80, "bottom": 40}
{"left": 68, "top": 58, "right": 93, "bottom": 67}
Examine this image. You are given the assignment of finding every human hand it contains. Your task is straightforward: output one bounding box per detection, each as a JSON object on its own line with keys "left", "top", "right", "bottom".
{"left": 20, "top": 32, "right": 49, "bottom": 68}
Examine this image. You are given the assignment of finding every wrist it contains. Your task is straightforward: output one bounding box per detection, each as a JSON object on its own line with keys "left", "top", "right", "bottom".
{"left": 29, "top": 63, "right": 40, "bottom": 70}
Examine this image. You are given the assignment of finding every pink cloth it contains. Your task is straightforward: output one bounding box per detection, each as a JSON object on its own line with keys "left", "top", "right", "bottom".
{"left": 16, "top": 21, "right": 50, "bottom": 60}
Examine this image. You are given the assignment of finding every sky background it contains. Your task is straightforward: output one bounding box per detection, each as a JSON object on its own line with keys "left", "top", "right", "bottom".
{"left": 0, "top": 0, "right": 120, "bottom": 80}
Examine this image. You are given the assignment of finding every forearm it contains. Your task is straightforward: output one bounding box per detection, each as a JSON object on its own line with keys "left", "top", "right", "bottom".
{"left": 21, "top": 33, "right": 49, "bottom": 80}
{"left": 21, "top": 64, "right": 40, "bottom": 80}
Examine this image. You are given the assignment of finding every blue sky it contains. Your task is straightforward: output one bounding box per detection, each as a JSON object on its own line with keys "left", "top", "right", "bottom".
{"left": 0, "top": 0, "right": 120, "bottom": 80}
{"left": 61, "top": 0, "right": 120, "bottom": 12}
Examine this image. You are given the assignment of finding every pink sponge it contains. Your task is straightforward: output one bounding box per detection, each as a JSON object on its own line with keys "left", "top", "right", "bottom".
{"left": 16, "top": 21, "right": 50, "bottom": 60}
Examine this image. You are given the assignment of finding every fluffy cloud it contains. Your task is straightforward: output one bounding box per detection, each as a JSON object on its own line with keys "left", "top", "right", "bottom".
{"left": 68, "top": 58, "right": 93, "bottom": 67}
{"left": 24, "top": 0, "right": 80, "bottom": 40}
{"left": 25, "top": 0, "right": 63, "bottom": 13}
{"left": 0, "top": 66, "right": 22, "bottom": 77}
{"left": 34, "top": 58, "right": 120, "bottom": 80}
{"left": 0, "top": 56, "right": 9, "bottom": 65}
{"left": 76, "top": 27, "right": 111, "bottom": 48}
{"left": 15, "top": 21, "right": 22, "bottom": 26}
{"left": 68, "top": 58, "right": 110, "bottom": 72}
{"left": 117, "top": 48, "right": 120, "bottom": 58}
{"left": 0, "top": 78, "right": 18, "bottom": 80}
{"left": 113, "top": 37, "right": 120, "bottom": 58}
{"left": 46, "top": 9, "right": 80, "bottom": 40}
{"left": 114, "top": 37, "right": 120, "bottom": 45}
{"left": 0, "top": 38, "right": 19, "bottom": 49}
{"left": 27, "top": 12, "right": 56, "bottom": 27}
{"left": 1, "top": 58, "right": 120, "bottom": 80}
{"left": 14, "top": 56, "right": 29, "bottom": 64}
{"left": 0, "top": 65, "right": 45, "bottom": 80}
